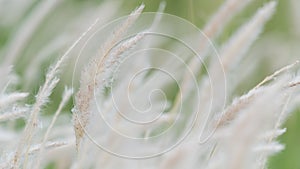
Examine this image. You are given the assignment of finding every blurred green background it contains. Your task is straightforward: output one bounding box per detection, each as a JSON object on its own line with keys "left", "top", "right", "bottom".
{"left": 0, "top": 0, "right": 299, "bottom": 168}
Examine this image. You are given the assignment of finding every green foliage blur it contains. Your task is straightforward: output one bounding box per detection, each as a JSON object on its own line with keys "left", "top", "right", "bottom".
{"left": 121, "top": 1, "right": 300, "bottom": 168}
{"left": 119, "top": 0, "right": 300, "bottom": 168}
{"left": 1, "top": 0, "right": 298, "bottom": 168}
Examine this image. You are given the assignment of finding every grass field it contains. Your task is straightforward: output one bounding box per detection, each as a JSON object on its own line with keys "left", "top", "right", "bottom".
{"left": 0, "top": 0, "right": 299, "bottom": 168}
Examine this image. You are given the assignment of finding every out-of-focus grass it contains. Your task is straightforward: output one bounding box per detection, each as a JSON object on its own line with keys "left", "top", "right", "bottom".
{"left": 1, "top": 0, "right": 298, "bottom": 168}
{"left": 122, "top": 1, "right": 300, "bottom": 168}
{"left": 269, "top": 109, "right": 300, "bottom": 169}
{"left": 38, "top": 0, "right": 300, "bottom": 168}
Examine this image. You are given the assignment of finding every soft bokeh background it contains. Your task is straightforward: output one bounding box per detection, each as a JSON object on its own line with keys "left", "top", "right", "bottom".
{"left": 0, "top": 0, "right": 299, "bottom": 168}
